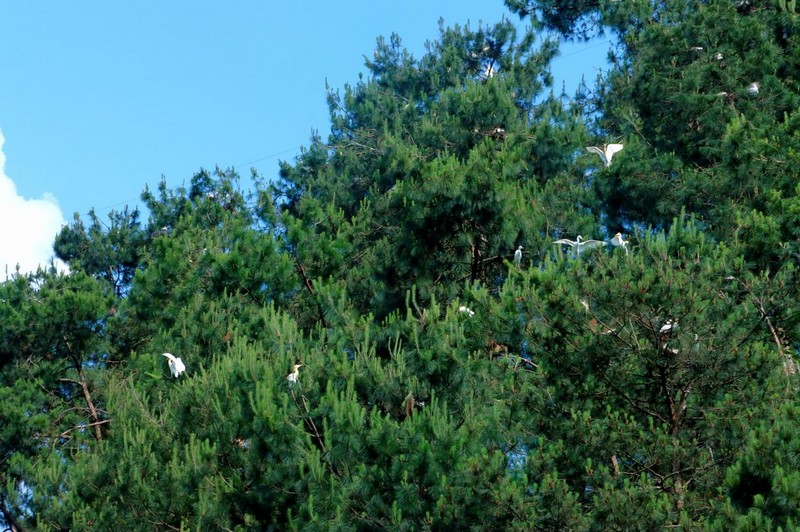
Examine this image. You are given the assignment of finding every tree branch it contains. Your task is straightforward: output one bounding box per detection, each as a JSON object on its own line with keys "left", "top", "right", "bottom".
{"left": 0, "top": 496, "right": 25, "bottom": 532}
{"left": 57, "top": 378, "right": 103, "bottom": 442}
{"left": 59, "top": 419, "right": 112, "bottom": 440}
{"left": 752, "top": 296, "right": 796, "bottom": 375}
{"left": 293, "top": 257, "right": 329, "bottom": 330}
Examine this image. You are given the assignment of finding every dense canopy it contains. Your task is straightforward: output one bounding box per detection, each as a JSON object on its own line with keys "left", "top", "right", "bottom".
{"left": 2, "top": 1, "right": 799, "bottom": 529}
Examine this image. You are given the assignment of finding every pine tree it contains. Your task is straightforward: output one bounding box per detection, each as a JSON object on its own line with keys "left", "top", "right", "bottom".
{"left": 2, "top": 1, "right": 799, "bottom": 529}
{"left": 272, "top": 18, "right": 593, "bottom": 321}
{"left": 55, "top": 205, "right": 146, "bottom": 297}
{"left": 490, "top": 215, "right": 797, "bottom": 525}
{"left": 709, "top": 401, "right": 800, "bottom": 530}
{"left": 0, "top": 267, "right": 113, "bottom": 530}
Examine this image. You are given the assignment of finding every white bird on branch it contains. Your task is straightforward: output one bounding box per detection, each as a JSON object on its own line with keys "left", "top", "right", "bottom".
{"left": 610, "top": 232, "right": 630, "bottom": 255}
{"left": 586, "top": 143, "right": 624, "bottom": 167}
{"left": 458, "top": 306, "right": 475, "bottom": 318}
{"left": 287, "top": 363, "right": 303, "bottom": 384}
{"left": 162, "top": 353, "right": 186, "bottom": 378}
{"left": 553, "top": 235, "right": 607, "bottom": 256}
{"left": 659, "top": 319, "right": 677, "bottom": 336}
{"left": 513, "top": 245, "right": 523, "bottom": 268}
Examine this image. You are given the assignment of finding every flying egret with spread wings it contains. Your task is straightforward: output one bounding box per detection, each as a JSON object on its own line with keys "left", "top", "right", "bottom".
{"left": 162, "top": 353, "right": 186, "bottom": 378}
{"left": 586, "top": 143, "right": 624, "bottom": 167}
{"left": 553, "top": 236, "right": 607, "bottom": 256}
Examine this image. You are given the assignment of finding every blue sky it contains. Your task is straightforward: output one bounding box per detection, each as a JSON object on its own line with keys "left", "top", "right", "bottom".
{"left": 0, "top": 1, "right": 609, "bottom": 274}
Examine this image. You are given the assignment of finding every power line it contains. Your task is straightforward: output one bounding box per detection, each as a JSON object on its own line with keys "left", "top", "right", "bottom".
{"left": 233, "top": 145, "right": 304, "bottom": 170}
{"left": 4, "top": 37, "right": 613, "bottom": 240}
{"left": 82, "top": 145, "right": 304, "bottom": 218}
{"left": 556, "top": 39, "right": 612, "bottom": 60}
{"left": 71, "top": 36, "right": 610, "bottom": 219}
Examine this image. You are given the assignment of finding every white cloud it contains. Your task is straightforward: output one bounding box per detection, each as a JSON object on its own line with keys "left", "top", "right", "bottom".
{"left": 0, "top": 129, "right": 68, "bottom": 277}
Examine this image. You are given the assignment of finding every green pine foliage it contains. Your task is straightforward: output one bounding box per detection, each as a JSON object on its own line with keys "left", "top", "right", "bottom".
{"left": 0, "top": 1, "right": 798, "bottom": 529}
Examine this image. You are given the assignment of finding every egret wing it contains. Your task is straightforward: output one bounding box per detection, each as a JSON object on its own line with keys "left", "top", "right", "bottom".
{"left": 585, "top": 146, "right": 604, "bottom": 156}
{"left": 586, "top": 146, "right": 610, "bottom": 166}
{"left": 659, "top": 321, "right": 676, "bottom": 334}
{"left": 581, "top": 239, "right": 607, "bottom": 248}
{"left": 553, "top": 238, "right": 577, "bottom": 246}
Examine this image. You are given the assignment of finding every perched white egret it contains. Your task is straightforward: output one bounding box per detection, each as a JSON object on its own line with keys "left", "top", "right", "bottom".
{"left": 586, "top": 143, "right": 624, "bottom": 167}
{"left": 715, "top": 52, "right": 724, "bottom": 61}
{"left": 610, "top": 232, "right": 630, "bottom": 255}
{"left": 488, "top": 127, "right": 506, "bottom": 140}
{"left": 287, "top": 363, "right": 303, "bottom": 384}
{"left": 553, "top": 235, "right": 607, "bottom": 256}
{"left": 659, "top": 319, "right": 677, "bottom": 335}
{"left": 458, "top": 305, "right": 475, "bottom": 317}
{"left": 513, "top": 246, "right": 523, "bottom": 268}
{"left": 746, "top": 82, "right": 760, "bottom": 95}
{"left": 162, "top": 353, "right": 186, "bottom": 378}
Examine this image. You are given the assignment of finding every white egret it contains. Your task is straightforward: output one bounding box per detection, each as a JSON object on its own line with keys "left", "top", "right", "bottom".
{"left": 513, "top": 246, "right": 523, "bottom": 268}
{"left": 746, "top": 82, "right": 760, "bottom": 95}
{"left": 553, "top": 235, "right": 607, "bottom": 256}
{"left": 287, "top": 363, "right": 303, "bottom": 384}
{"left": 458, "top": 305, "right": 475, "bottom": 317}
{"left": 610, "top": 232, "right": 630, "bottom": 255}
{"left": 488, "top": 127, "right": 506, "bottom": 140}
{"left": 715, "top": 52, "right": 724, "bottom": 61}
{"left": 659, "top": 319, "right": 677, "bottom": 335}
{"left": 586, "top": 143, "right": 624, "bottom": 167}
{"left": 162, "top": 353, "right": 186, "bottom": 378}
